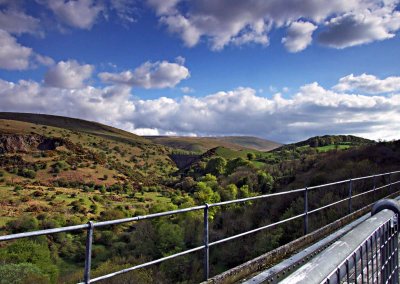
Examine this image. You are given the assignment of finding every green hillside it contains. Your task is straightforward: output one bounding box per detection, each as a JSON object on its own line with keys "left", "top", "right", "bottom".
{"left": 145, "top": 135, "right": 281, "bottom": 153}
{"left": 1, "top": 113, "right": 398, "bottom": 284}
{"left": 0, "top": 112, "right": 149, "bottom": 145}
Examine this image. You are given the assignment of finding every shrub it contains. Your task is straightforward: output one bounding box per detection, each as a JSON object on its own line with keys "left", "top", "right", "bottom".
{"left": 6, "top": 215, "right": 39, "bottom": 233}
{"left": 0, "top": 263, "right": 50, "bottom": 284}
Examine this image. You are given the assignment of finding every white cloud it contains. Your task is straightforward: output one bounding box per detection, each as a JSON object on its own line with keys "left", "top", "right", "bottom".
{"left": 110, "top": 0, "right": 137, "bottom": 24}
{"left": 99, "top": 59, "right": 190, "bottom": 89}
{"left": 0, "top": 9, "right": 42, "bottom": 35}
{"left": 318, "top": 9, "right": 400, "bottom": 48}
{"left": 1, "top": 74, "right": 400, "bottom": 142}
{"left": 44, "top": 60, "right": 94, "bottom": 89}
{"left": 282, "top": 21, "right": 317, "bottom": 52}
{"left": 334, "top": 73, "right": 400, "bottom": 94}
{"left": 44, "top": 0, "right": 104, "bottom": 29}
{"left": 0, "top": 29, "right": 52, "bottom": 70}
{"left": 181, "top": 86, "right": 194, "bottom": 94}
{"left": 0, "top": 29, "right": 32, "bottom": 70}
{"left": 147, "top": 0, "right": 400, "bottom": 51}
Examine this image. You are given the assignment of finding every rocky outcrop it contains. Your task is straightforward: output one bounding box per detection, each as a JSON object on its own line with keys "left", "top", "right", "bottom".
{"left": 0, "top": 134, "right": 64, "bottom": 154}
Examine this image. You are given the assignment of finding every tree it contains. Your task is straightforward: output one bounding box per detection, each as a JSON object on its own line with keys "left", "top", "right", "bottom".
{"left": 219, "top": 184, "right": 238, "bottom": 201}
{"left": 205, "top": 157, "right": 227, "bottom": 176}
{"left": 157, "top": 222, "right": 185, "bottom": 255}
{"left": 226, "top": 157, "right": 251, "bottom": 175}
{"left": 194, "top": 182, "right": 221, "bottom": 204}
{"left": 247, "top": 152, "right": 256, "bottom": 160}
{"left": 238, "top": 185, "right": 250, "bottom": 198}
{"left": 0, "top": 239, "right": 59, "bottom": 283}
{"left": 257, "top": 172, "right": 274, "bottom": 193}
{"left": 7, "top": 215, "right": 39, "bottom": 233}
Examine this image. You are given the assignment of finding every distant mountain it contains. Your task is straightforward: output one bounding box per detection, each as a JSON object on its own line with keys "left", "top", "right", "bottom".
{"left": 213, "top": 136, "right": 282, "bottom": 151}
{"left": 145, "top": 136, "right": 281, "bottom": 153}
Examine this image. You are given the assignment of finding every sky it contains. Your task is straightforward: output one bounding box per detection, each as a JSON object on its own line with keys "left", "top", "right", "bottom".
{"left": 0, "top": 0, "right": 400, "bottom": 143}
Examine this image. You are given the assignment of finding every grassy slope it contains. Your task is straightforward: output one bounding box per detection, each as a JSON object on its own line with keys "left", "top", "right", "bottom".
{"left": 0, "top": 112, "right": 149, "bottom": 145}
{"left": 0, "top": 114, "right": 181, "bottom": 229}
{"left": 0, "top": 114, "right": 176, "bottom": 187}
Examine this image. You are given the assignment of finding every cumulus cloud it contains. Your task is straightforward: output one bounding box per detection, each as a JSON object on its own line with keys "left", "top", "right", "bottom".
{"left": 282, "top": 21, "right": 317, "bottom": 52}
{"left": 318, "top": 9, "right": 400, "bottom": 48}
{"left": 99, "top": 59, "right": 190, "bottom": 89}
{"left": 147, "top": 0, "right": 400, "bottom": 51}
{"left": 0, "top": 29, "right": 31, "bottom": 70}
{"left": 44, "top": 0, "right": 104, "bottom": 29}
{"left": 44, "top": 60, "right": 94, "bottom": 89}
{"left": 0, "top": 9, "right": 42, "bottom": 35}
{"left": 334, "top": 73, "right": 400, "bottom": 94}
{"left": 1, "top": 73, "right": 400, "bottom": 142}
{"left": 0, "top": 29, "right": 53, "bottom": 70}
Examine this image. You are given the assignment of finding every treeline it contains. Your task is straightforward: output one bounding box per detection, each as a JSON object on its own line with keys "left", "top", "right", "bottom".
{"left": 279, "top": 135, "right": 374, "bottom": 149}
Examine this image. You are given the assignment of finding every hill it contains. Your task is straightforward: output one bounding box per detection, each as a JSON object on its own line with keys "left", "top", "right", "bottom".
{"left": 0, "top": 113, "right": 176, "bottom": 188}
{"left": 0, "top": 112, "right": 399, "bottom": 284}
{"left": 274, "top": 135, "right": 374, "bottom": 152}
{"left": 145, "top": 135, "right": 281, "bottom": 153}
{"left": 0, "top": 112, "right": 149, "bottom": 145}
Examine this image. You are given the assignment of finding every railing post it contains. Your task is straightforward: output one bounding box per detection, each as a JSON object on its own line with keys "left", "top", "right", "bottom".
{"left": 373, "top": 175, "right": 376, "bottom": 201}
{"left": 304, "top": 187, "right": 308, "bottom": 235}
{"left": 348, "top": 179, "right": 353, "bottom": 214}
{"left": 389, "top": 173, "right": 392, "bottom": 192}
{"left": 204, "top": 204, "right": 209, "bottom": 281}
{"left": 84, "top": 221, "right": 94, "bottom": 284}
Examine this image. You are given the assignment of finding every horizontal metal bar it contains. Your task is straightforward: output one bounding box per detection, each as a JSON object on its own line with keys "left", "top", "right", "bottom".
{"left": 307, "top": 179, "right": 350, "bottom": 190}
{"left": 209, "top": 188, "right": 306, "bottom": 207}
{"left": 0, "top": 224, "right": 89, "bottom": 241}
{"left": 352, "top": 180, "right": 400, "bottom": 200}
{"left": 352, "top": 171, "right": 400, "bottom": 181}
{"left": 86, "top": 245, "right": 205, "bottom": 283}
{"left": 94, "top": 205, "right": 206, "bottom": 227}
{"left": 209, "top": 213, "right": 305, "bottom": 247}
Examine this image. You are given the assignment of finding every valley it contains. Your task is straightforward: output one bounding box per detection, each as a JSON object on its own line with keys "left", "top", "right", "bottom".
{"left": 0, "top": 112, "right": 399, "bottom": 283}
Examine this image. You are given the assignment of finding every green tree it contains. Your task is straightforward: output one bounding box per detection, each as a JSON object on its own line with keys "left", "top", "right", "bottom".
{"left": 0, "top": 263, "right": 50, "bottom": 284}
{"left": 238, "top": 185, "right": 250, "bottom": 198}
{"left": 247, "top": 152, "right": 256, "bottom": 160}
{"left": 7, "top": 215, "right": 39, "bottom": 233}
{"left": 205, "top": 157, "right": 227, "bottom": 176}
{"left": 257, "top": 171, "right": 274, "bottom": 193}
{"left": 0, "top": 239, "right": 59, "bottom": 283}
{"left": 157, "top": 222, "right": 185, "bottom": 255}
{"left": 219, "top": 183, "right": 238, "bottom": 201}
{"left": 194, "top": 182, "right": 221, "bottom": 204}
{"left": 226, "top": 157, "right": 251, "bottom": 175}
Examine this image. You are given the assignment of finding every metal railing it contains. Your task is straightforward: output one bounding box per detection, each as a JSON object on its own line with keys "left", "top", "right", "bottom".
{"left": 280, "top": 203, "right": 399, "bottom": 284}
{"left": 1, "top": 170, "right": 400, "bottom": 283}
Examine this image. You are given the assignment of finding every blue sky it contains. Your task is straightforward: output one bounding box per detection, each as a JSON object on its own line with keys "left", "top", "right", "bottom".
{"left": 0, "top": 0, "right": 400, "bottom": 143}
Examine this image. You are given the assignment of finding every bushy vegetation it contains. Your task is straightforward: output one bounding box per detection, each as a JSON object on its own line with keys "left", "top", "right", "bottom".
{"left": 1, "top": 115, "right": 399, "bottom": 283}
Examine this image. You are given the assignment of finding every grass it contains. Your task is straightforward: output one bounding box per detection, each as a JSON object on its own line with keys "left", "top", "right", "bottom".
{"left": 316, "top": 144, "right": 351, "bottom": 152}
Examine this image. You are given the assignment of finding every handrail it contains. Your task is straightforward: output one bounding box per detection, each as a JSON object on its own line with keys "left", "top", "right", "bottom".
{"left": 280, "top": 209, "right": 397, "bottom": 284}
{"left": 0, "top": 170, "right": 399, "bottom": 283}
